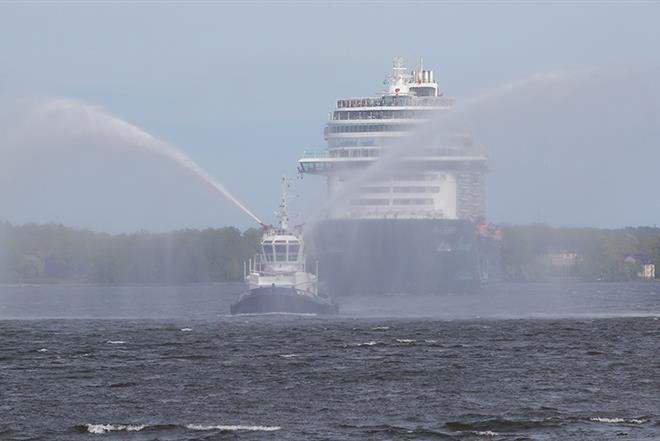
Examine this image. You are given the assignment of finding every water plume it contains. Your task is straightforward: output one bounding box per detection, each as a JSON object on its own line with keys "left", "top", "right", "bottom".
{"left": 301, "top": 65, "right": 660, "bottom": 297}
{"left": 311, "top": 66, "right": 660, "bottom": 227}
{"left": 2, "top": 97, "right": 263, "bottom": 226}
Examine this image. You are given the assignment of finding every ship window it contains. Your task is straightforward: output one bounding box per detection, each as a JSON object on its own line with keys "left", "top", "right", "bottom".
{"left": 328, "top": 138, "right": 379, "bottom": 148}
{"left": 360, "top": 186, "right": 390, "bottom": 193}
{"left": 392, "top": 198, "right": 434, "bottom": 206}
{"left": 326, "top": 124, "right": 418, "bottom": 134}
{"left": 350, "top": 198, "right": 390, "bottom": 206}
{"left": 393, "top": 186, "right": 440, "bottom": 193}
{"left": 411, "top": 86, "right": 435, "bottom": 97}
{"left": 288, "top": 243, "right": 299, "bottom": 261}
{"left": 263, "top": 244, "right": 274, "bottom": 262}
{"left": 274, "top": 243, "right": 287, "bottom": 262}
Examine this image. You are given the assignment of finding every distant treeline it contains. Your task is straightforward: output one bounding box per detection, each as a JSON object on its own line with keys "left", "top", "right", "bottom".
{"left": 502, "top": 225, "right": 660, "bottom": 281}
{"left": 0, "top": 222, "right": 262, "bottom": 284}
{"left": 0, "top": 222, "right": 658, "bottom": 284}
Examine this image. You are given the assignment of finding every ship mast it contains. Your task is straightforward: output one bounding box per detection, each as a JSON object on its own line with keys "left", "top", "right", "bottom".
{"left": 387, "top": 56, "right": 410, "bottom": 96}
{"left": 279, "top": 176, "right": 290, "bottom": 231}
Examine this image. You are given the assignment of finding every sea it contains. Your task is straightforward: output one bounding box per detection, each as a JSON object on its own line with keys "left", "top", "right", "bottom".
{"left": 0, "top": 282, "right": 658, "bottom": 440}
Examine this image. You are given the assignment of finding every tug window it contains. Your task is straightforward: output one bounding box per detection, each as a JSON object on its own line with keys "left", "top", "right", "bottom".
{"left": 274, "top": 241, "right": 287, "bottom": 262}
{"left": 288, "top": 242, "right": 300, "bottom": 261}
{"left": 262, "top": 244, "right": 274, "bottom": 262}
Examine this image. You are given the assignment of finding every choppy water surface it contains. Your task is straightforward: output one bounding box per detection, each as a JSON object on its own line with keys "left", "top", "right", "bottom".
{"left": 0, "top": 283, "right": 658, "bottom": 440}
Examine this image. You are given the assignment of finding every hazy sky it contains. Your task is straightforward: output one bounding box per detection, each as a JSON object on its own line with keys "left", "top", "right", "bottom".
{"left": 1, "top": 2, "right": 659, "bottom": 232}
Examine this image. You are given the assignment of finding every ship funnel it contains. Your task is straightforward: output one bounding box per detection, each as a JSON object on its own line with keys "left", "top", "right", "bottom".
{"left": 414, "top": 70, "right": 435, "bottom": 84}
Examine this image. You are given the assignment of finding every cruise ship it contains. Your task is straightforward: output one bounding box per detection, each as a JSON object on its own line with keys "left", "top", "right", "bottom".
{"left": 298, "top": 58, "right": 501, "bottom": 296}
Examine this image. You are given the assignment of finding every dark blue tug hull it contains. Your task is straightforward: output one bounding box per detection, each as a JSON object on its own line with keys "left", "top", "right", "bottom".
{"left": 230, "top": 286, "right": 339, "bottom": 315}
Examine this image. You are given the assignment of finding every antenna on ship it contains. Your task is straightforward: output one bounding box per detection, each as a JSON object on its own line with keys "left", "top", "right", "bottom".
{"left": 279, "top": 176, "right": 290, "bottom": 231}
{"left": 392, "top": 56, "right": 406, "bottom": 82}
{"left": 388, "top": 56, "right": 410, "bottom": 96}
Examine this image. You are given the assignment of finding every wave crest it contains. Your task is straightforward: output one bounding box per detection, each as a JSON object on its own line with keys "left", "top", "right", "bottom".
{"left": 590, "top": 417, "right": 648, "bottom": 424}
{"left": 77, "top": 423, "right": 280, "bottom": 434}
{"left": 83, "top": 424, "right": 145, "bottom": 434}
{"left": 185, "top": 424, "right": 281, "bottom": 432}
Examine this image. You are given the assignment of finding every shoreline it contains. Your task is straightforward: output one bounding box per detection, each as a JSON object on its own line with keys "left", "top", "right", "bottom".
{"left": 1, "top": 280, "right": 657, "bottom": 289}
{"left": 0, "top": 281, "right": 246, "bottom": 288}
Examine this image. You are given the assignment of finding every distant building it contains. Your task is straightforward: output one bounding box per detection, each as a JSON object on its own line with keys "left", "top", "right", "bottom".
{"left": 639, "top": 264, "right": 655, "bottom": 280}
{"left": 547, "top": 252, "right": 581, "bottom": 267}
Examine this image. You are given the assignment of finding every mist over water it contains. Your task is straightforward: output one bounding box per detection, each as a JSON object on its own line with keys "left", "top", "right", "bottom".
{"left": 0, "top": 97, "right": 262, "bottom": 227}
{"left": 317, "top": 66, "right": 660, "bottom": 228}
{"left": 2, "top": 66, "right": 657, "bottom": 233}
{"left": 0, "top": 282, "right": 657, "bottom": 320}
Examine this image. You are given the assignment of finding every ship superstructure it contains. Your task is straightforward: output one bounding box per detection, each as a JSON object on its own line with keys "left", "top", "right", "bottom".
{"left": 298, "top": 58, "right": 500, "bottom": 296}
{"left": 298, "top": 57, "right": 487, "bottom": 222}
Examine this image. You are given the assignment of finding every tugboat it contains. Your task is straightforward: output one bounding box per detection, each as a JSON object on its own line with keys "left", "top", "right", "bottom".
{"left": 229, "top": 178, "right": 339, "bottom": 315}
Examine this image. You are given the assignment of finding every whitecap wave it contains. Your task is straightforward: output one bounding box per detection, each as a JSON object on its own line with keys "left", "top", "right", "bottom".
{"left": 590, "top": 417, "right": 647, "bottom": 424}
{"left": 472, "top": 430, "right": 498, "bottom": 436}
{"left": 185, "top": 424, "right": 281, "bottom": 432}
{"left": 37, "top": 348, "right": 48, "bottom": 352}
{"left": 106, "top": 340, "right": 126, "bottom": 344}
{"left": 355, "top": 341, "right": 379, "bottom": 347}
{"left": 85, "top": 424, "right": 145, "bottom": 434}
{"left": 279, "top": 354, "right": 297, "bottom": 358}
{"left": 371, "top": 326, "right": 390, "bottom": 331}
{"left": 180, "top": 328, "right": 193, "bottom": 332}
{"left": 396, "top": 338, "right": 415, "bottom": 344}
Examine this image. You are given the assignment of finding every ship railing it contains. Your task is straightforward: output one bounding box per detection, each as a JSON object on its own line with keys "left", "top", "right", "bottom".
{"left": 336, "top": 96, "right": 455, "bottom": 109}
{"left": 300, "top": 151, "right": 331, "bottom": 159}
{"left": 243, "top": 255, "right": 320, "bottom": 293}
{"left": 244, "top": 253, "right": 306, "bottom": 278}
{"left": 245, "top": 254, "right": 265, "bottom": 277}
